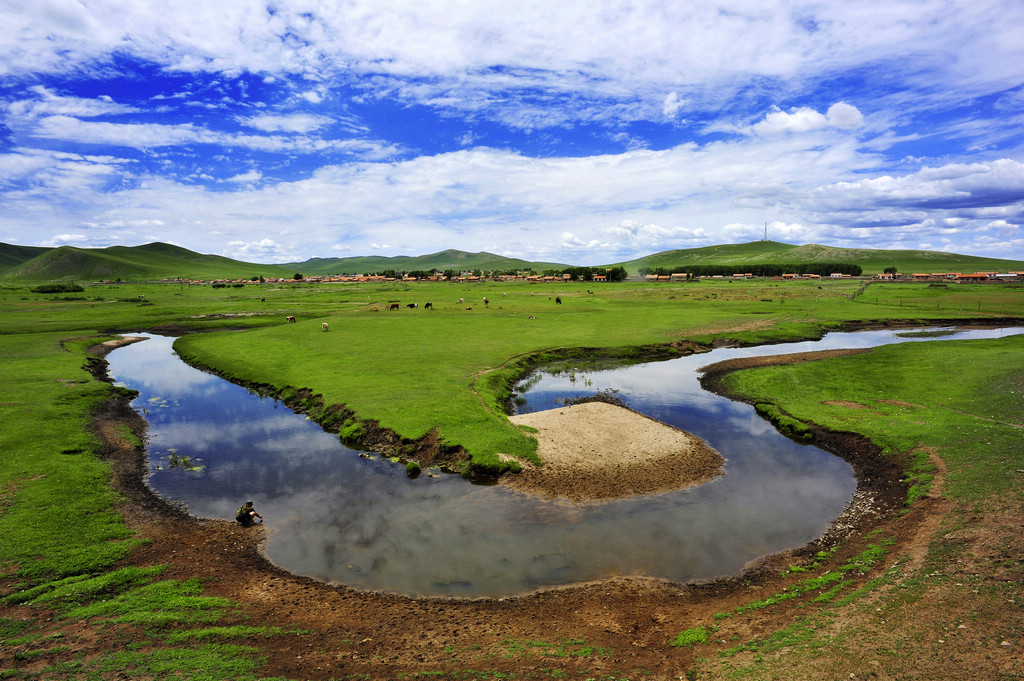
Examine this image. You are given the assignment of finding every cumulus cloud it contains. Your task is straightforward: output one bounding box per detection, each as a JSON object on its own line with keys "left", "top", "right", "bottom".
{"left": 726, "top": 102, "right": 866, "bottom": 136}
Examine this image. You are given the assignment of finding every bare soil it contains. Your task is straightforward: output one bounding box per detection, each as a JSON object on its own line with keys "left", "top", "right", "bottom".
{"left": 506, "top": 401, "right": 724, "bottom": 502}
{"left": 51, "top": 338, "right": 1022, "bottom": 679}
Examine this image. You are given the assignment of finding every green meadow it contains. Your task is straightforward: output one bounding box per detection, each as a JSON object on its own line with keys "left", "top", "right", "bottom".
{"left": 1, "top": 275, "right": 1022, "bottom": 679}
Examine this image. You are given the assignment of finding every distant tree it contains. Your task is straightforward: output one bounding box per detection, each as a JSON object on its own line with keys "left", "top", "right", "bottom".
{"left": 606, "top": 266, "right": 628, "bottom": 282}
{"left": 31, "top": 283, "right": 84, "bottom": 293}
{"left": 884, "top": 266, "right": 898, "bottom": 274}
{"left": 294, "top": 272, "right": 304, "bottom": 280}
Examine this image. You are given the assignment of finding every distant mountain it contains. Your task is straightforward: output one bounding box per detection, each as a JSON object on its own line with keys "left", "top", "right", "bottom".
{"left": 289, "top": 249, "right": 567, "bottom": 275}
{"left": 1, "top": 240, "right": 1021, "bottom": 282}
{"left": 615, "top": 241, "right": 1024, "bottom": 275}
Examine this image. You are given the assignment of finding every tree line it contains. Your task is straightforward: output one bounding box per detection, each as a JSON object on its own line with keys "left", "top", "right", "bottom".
{"left": 637, "top": 263, "right": 863, "bottom": 278}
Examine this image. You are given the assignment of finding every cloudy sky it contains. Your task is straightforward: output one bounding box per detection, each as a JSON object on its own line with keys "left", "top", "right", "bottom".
{"left": 1, "top": 0, "right": 1023, "bottom": 265}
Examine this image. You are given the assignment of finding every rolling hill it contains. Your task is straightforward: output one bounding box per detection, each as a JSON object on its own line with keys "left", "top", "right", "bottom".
{"left": 616, "top": 241, "right": 1024, "bottom": 275}
{"left": 1, "top": 243, "right": 295, "bottom": 282}
{"left": 1, "top": 240, "right": 1022, "bottom": 282}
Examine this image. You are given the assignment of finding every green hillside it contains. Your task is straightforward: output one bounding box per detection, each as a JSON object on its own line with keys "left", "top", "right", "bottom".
{"left": 616, "top": 241, "right": 1024, "bottom": 275}
{"left": 0, "top": 242, "right": 50, "bottom": 274}
{"left": 3, "top": 243, "right": 294, "bottom": 282}
{"left": 291, "top": 248, "right": 567, "bottom": 275}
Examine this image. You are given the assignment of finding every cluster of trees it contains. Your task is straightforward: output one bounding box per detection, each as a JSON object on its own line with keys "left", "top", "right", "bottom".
{"left": 637, "top": 263, "right": 862, "bottom": 278}
{"left": 372, "top": 266, "right": 630, "bottom": 282}
{"left": 31, "top": 283, "right": 84, "bottom": 293}
{"left": 539, "top": 266, "right": 629, "bottom": 282}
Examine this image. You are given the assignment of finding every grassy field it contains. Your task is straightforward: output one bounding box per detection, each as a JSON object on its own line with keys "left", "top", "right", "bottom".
{"left": 0, "top": 276, "right": 1022, "bottom": 679}
{"left": 702, "top": 335, "right": 1024, "bottom": 679}
{"left": 171, "top": 277, "right": 1023, "bottom": 472}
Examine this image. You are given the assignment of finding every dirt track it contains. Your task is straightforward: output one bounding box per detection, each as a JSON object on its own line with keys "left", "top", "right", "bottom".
{"left": 78, "top": 336, "right": 944, "bottom": 680}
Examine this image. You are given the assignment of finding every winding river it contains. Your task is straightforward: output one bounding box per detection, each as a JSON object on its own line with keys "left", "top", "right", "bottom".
{"left": 106, "top": 325, "right": 1022, "bottom": 597}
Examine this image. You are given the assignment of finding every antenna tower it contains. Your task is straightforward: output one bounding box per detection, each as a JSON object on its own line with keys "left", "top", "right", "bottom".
{"left": 763, "top": 221, "right": 768, "bottom": 241}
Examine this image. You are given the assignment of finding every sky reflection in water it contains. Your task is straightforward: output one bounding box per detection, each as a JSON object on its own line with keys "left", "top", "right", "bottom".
{"left": 107, "top": 327, "right": 1022, "bottom": 597}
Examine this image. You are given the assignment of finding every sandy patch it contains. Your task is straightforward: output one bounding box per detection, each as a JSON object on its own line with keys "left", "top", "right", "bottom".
{"left": 504, "top": 401, "right": 724, "bottom": 502}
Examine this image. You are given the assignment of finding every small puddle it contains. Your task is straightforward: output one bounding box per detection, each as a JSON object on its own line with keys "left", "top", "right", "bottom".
{"left": 106, "top": 326, "right": 1023, "bottom": 597}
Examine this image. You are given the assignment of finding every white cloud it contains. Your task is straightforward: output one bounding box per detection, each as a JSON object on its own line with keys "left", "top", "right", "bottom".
{"left": 6, "top": 86, "right": 138, "bottom": 121}
{"left": 3, "top": 2, "right": 1022, "bottom": 128}
{"left": 239, "top": 114, "right": 332, "bottom": 133}
{"left": 22, "top": 115, "right": 401, "bottom": 160}
{"left": 41, "top": 233, "right": 88, "bottom": 246}
{"left": 662, "top": 92, "right": 685, "bottom": 119}
{"left": 224, "top": 170, "right": 262, "bottom": 183}
{"left": 742, "top": 102, "right": 865, "bottom": 136}
{"left": 225, "top": 238, "right": 289, "bottom": 261}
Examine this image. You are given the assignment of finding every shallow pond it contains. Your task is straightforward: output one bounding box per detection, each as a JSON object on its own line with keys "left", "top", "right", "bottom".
{"left": 107, "top": 326, "right": 1022, "bottom": 597}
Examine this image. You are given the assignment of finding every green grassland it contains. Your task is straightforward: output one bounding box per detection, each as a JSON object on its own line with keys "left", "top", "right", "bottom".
{"left": 1, "top": 274, "right": 1022, "bottom": 679}
{"left": 717, "top": 335, "right": 1024, "bottom": 502}
{"left": 171, "top": 277, "right": 1023, "bottom": 473}
{"left": 698, "top": 334, "right": 1024, "bottom": 679}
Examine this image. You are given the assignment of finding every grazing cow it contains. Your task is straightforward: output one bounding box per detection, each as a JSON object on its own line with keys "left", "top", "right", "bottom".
{"left": 555, "top": 296, "right": 562, "bottom": 304}
{"left": 458, "top": 297, "right": 465, "bottom": 303}
{"left": 424, "top": 302, "right": 433, "bottom": 309}
{"left": 406, "top": 303, "right": 418, "bottom": 309}
{"left": 322, "top": 322, "right": 329, "bottom": 332}
{"left": 465, "top": 307, "right": 472, "bottom": 310}
{"left": 389, "top": 303, "right": 400, "bottom": 311}
{"left": 528, "top": 315, "right": 536, "bottom": 319}
{"left": 483, "top": 297, "right": 489, "bottom": 306}
{"left": 286, "top": 315, "right": 296, "bottom": 323}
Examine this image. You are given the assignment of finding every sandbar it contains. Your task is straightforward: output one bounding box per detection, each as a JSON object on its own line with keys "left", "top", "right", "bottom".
{"left": 505, "top": 401, "right": 724, "bottom": 502}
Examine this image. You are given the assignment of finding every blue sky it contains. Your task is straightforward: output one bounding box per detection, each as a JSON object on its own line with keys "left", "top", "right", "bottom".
{"left": 1, "top": 1, "right": 1023, "bottom": 265}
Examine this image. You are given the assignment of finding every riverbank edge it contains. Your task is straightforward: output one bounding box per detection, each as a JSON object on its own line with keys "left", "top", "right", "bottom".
{"left": 90, "top": 318, "right": 956, "bottom": 572}
{"left": 159, "top": 316, "right": 1019, "bottom": 486}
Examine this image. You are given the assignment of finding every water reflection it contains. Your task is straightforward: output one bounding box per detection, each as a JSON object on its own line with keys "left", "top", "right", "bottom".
{"left": 106, "top": 327, "right": 1022, "bottom": 597}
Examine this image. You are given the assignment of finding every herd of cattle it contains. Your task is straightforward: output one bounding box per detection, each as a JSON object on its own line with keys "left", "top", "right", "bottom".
{"left": 285, "top": 294, "right": 565, "bottom": 326}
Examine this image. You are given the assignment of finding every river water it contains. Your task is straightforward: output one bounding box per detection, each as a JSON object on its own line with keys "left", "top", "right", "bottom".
{"left": 106, "top": 326, "right": 1022, "bottom": 597}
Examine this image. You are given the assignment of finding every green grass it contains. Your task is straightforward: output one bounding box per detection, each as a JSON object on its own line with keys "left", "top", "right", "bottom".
{"left": 1, "top": 275, "right": 1021, "bottom": 680}
{"left": 717, "top": 334, "right": 1024, "bottom": 501}
{"left": 0, "top": 329, "right": 290, "bottom": 680}
{"left": 168, "top": 278, "right": 1022, "bottom": 474}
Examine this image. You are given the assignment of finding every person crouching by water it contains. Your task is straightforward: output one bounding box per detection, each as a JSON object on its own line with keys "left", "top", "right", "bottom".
{"left": 235, "top": 500, "right": 262, "bottom": 526}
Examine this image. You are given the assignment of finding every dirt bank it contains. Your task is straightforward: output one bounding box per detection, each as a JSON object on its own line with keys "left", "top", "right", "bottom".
{"left": 506, "top": 401, "right": 724, "bottom": 501}
{"left": 81, "top": 335, "right": 950, "bottom": 680}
